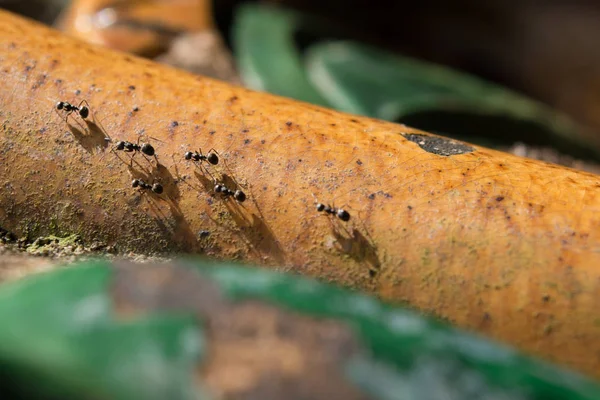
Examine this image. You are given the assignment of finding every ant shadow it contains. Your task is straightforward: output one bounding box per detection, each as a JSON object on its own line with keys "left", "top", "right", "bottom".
{"left": 140, "top": 195, "right": 199, "bottom": 252}
{"left": 331, "top": 223, "right": 381, "bottom": 278}
{"left": 193, "top": 169, "right": 215, "bottom": 193}
{"left": 153, "top": 162, "right": 181, "bottom": 201}
{"left": 127, "top": 161, "right": 198, "bottom": 251}
{"left": 191, "top": 169, "right": 285, "bottom": 263}
{"left": 67, "top": 120, "right": 109, "bottom": 153}
{"left": 60, "top": 104, "right": 109, "bottom": 154}
{"left": 111, "top": 149, "right": 153, "bottom": 176}
{"left": 127, "top": 160, "right": 182, "bottom": 205}
{"left": 224, "top": 197, "right": 285, "bottom": 264}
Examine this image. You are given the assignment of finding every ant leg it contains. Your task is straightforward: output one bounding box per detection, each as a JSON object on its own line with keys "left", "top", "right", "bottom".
{"left": 53, "top": 106, "right": 73, "bottom": 125}
{"left": 134, "top": 136, "right": 146, "bottom": 164}
{"left": 219, "top": 158, "right": 245, "bottom": 191}
{"left": 63, "top": 107, "right": 88, "bottom": 131}
{"left": 170, "top": 154, "right": 198, "bottom": 191}
{"left": 130, "top": 150, "right": 138, "bottom": 168}
{"left": 146, "top": 135, "right": 165, "bottom": 144}
{"left": 52, "top": 106, "right": 65, "bottom": 121}
{"left": 335, "top": 203, "right": 350, "bottom": 211}
{"left": 97, "top": 142, "right": 114, "bottom": 163}
{"left": 192, "top": 155, "right": 205, "bottom": 171}
{"left": 204, "top": 164, "right": 219, "bottom": 181}
{"left": 143, "top": 154, "right": 159, "bottom": 168}
{"left": 63, "top": 109, "right": 74, "bottom": 123}
{"left": 356, "top": 210, "right": 376, "bottom": 245}
{"left": 78, "top": 100, "right": 91, "bottom": 110}
{"left": 132, "top": 136, "right": 153, "bottom": 168}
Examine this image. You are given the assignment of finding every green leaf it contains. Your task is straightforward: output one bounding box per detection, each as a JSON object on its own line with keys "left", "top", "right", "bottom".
{"left": 0, "top": 259, "right": 599, "bottom": 399}
{"left": 232, "top": 3, "right": 330, "bottom": 107}
{"left": 0, "top": 261, "right": 205, "bottom": 400}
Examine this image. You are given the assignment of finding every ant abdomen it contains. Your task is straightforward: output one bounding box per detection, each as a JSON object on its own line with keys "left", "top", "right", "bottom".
{"left": 234, "top": 190, "right": 246, "bottom": 202}
{"left": 78, "top": 106, "right": 89, "bottom": 119}
{"left": 151, "top": 183, "right": 163, "bottom": 194}
{"left": 336, "top": 209, "right": 350, "bottom": 222}
{"left": 207, "top": 152, "right": 219, "bottom": 165}
{"left": 141, "top": 143, "right": 155, "bottom": 157}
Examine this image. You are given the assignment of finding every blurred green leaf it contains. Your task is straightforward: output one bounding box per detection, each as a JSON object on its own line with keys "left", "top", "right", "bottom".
{"left": 0, "top": 262, "right": 204, "bottom": 400}
{"left": 0, "top": 259, "right": 599, "bottom": 399}
{"left": 232, "top": 3, "right": 330, "bottom": 106}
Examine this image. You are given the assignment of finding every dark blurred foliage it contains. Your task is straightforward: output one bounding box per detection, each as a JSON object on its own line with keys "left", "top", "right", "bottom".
{"left": 0, "top": 0, "right": 67, "bottom": 25}
{"left": 217, "top": 0, "right": 600, "bottom": 136}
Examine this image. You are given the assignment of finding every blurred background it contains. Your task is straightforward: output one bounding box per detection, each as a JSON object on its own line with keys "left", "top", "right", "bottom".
{"left": 3, "top": 0, "right": 600, "bottom": 172}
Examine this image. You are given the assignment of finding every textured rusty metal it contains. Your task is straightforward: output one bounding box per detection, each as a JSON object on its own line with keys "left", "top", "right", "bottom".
{"left": 1, "top": 11, "right": 600, "bottom": 377}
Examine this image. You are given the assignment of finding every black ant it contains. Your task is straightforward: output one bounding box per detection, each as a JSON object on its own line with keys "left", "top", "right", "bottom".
{"left": 214, "top": 182, "right": 246, "bottom": 202}
{"left": 184, "top": 149, "right": 219, "bottom": 165}
{"left": 106, "top": 136, "right": 159, "bottom": 166}
{"left": 316, "top": 203, "right": 350, "bottom": 221}
{"left": 115, "top": 140, "right": 155, "bottom": 157}
{"left": 132, "top": 179, "right": 163, "bottom": 194}
{"left": 56, "top": 100, "right": 89, "bottom": 120}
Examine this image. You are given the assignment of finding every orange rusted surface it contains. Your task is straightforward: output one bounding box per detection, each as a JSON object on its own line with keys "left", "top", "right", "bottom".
{"left": 0, "top": 11, "right": 599, "bottom": 377}
{"left": 57, "top": 0, "right": 212, "bottom": 56}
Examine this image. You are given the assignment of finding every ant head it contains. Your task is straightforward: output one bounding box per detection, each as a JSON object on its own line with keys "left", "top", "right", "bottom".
{"left": 214, "top": 183, "right": 224, "bottom": 193}
{"left": 141, "top": 143, "right": 155, "bottom": 156}
{"left": 184, "top": 151, "right": 193, "bottom": 160}
{"left": 56, "top": 101, "right": 65, "bottom": 110}
{"left": 151, "top": 183, "right": 163, "bottom": 194}
{"left": 336, "top": 209, "right": 351, "bottom": 222}
{"left": 115, "top": 141, "right": 126, "bottom": 150}
{"left": 131, "top": 179, "right": 140, "bottom": 188}
{"left": 234, "top": 190, "right": 246, "bottom": 202}
{"left": 79, "top": 106, "right": 89, "bottom": 119}
{"left": 316, "top": 203, "right": 325, "bottom": 212}
{"left": 207, "top": 152, "right": 219, "bottom": 165}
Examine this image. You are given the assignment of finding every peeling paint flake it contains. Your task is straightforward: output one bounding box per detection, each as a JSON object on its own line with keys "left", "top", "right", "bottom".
{"left": 403, "top": 133, "right": 474, "bottom": 156}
